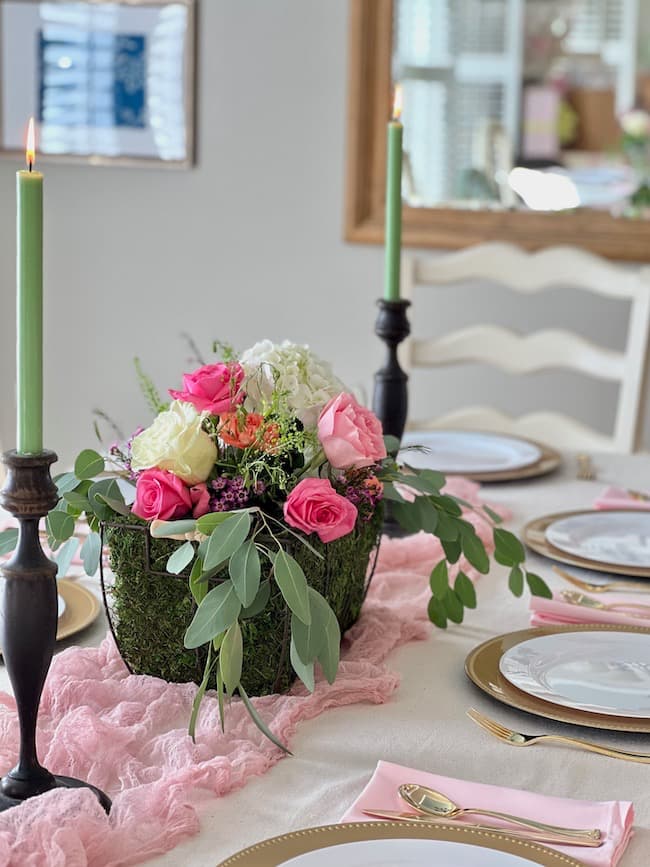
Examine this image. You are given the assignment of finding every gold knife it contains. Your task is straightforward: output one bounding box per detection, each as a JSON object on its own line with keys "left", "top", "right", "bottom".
{"left": 361, "top": 809, "right": 603, "bottom": 847}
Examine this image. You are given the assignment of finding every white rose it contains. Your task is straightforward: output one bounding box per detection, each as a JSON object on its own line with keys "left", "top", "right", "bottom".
{"left": 621, "top": 110, "right": 650, "bottom": 139}
{"left": 131, "top": 400, "right": 217, "bottom": 485}
{"left": 240, "top": 339, "right": 346, "bottom": 428}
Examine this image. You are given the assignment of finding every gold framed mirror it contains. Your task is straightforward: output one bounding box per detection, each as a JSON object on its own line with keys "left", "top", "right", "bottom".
{"left": 345, "top": 0, "right": 650, "bottom": 260}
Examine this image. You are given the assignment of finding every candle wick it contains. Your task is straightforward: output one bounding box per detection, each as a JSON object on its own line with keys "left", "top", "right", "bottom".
{"left": 28, "top": 160, "right": 32, "bottom": 173}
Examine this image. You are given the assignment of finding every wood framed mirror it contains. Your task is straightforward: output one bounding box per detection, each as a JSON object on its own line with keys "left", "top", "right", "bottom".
{"left": 345, "top": 0, "right": 650, "bottom": 261}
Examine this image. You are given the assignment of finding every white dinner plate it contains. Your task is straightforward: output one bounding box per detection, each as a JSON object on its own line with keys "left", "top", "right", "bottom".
{"left": 280, "top": 838, "right": 544, "bottom": 867}
{"left": 499, "top": 631, "right": 650, "bottom": 718}
{"left": 399, "top": 431, "right": 542, "bottom": 475}
{"left": 545, "top": 511, "right": 650, "bottom": 569}
{"left": 57, "top": 593, "right": 66, "bottom": 619}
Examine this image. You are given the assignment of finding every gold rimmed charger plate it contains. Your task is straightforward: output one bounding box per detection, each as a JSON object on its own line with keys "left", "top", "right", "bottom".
{"left": 444, "top": 439, "right": 561, "bottom": 483}
{"left": 466, "top": 623, "right": 650, "bottom": 733}
{"left": 523, "top": 509, "right": 650, "bottom": 578}
{"left": 216, "top": 821, "right": 586, "bottom": 866}
{"left": 56, "top": 580, "right": 100, "bottom": 641}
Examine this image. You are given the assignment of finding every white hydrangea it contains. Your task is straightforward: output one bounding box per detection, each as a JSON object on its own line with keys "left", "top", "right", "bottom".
{"left": 239, "top": 339, "right": 346, "bottom": 428}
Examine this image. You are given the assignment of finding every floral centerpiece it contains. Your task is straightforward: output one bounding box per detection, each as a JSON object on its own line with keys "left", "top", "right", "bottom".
{"left": 0, "top": 341, "right": 549, "bottom": 749}
{"left": 620, "top": 109, "right": 650, "bottom": 212}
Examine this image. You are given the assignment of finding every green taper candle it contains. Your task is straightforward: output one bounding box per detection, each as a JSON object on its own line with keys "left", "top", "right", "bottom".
{"left": 384, "top": 84, "right": 403, "bottom": 302}
{"left": 16, "top": 118, "right": 43, "bottom": 455}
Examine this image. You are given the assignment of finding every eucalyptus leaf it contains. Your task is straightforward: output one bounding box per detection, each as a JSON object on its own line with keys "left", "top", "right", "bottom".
{"left": 197, "top": 510, "right": 249, "bottom": 535}
{"left": 237, "top": 684, "right": 291, "bottom": 755}
{"left": 454, "top": 571, "right": 477, "bottom": 609}
{"left": 429, "top": 560, "right": 449, "bottom": 600}
{"left": 291, "top": 586, "right": 330, "bottom": 665}
{"left": 81, "top": 531, "right": 102, "bottom": 575}
{"left": 216, "top": 665, "right": 225, "bottom": 733}
{"left": 494, "top": 528, "right": 526, "bottom": 566}
{"left": 204, "top": 512, "right": 251, "bottom": 572}
{"left": 508, "top": 564, "right": 524, "bottom": 597}
{"left": 427, "top": 595, "right": 448, "bottom": 629}
{"left": 526, "top": 571, "right": 553, "bottom": 599}
{"left": 151, "top": 519, "right": 197, "bottom": 538}
{"left": 74, "top": 449, "right": 105, "bottom": 481}
{"left": 229, "top": 540, "right": 261, "bottom": 607}
{"left": 273, "top": 549, "right": 311, "bottom": 625}
{"left": 310, "top": 591, "right": 340, "bottom": 684}
{"left": 167, "top": 541, "right": 195, "bottom": 575}
{"left": 188, "top": 645, "right": 216, "bottom": 741}
{"left": 219, "top": 621, "right": 243, "bottom": 695}
{"left": 290, "top": 635, "right": 315, "bottom": 692}
{"left": 189, "top": 557, "right": 207, "bottom": 605}
{"left": 63, "top": 491, "right": 91, "bottom": 512}
{"left": 55, "top": 472, "right": 80, "bottom": 496}
{"left": 46, "top": 510, "right": 75, "bottom": 543}
{"left": 443, "top": 588, "right": 464, "bottom": 624}
{"left": 88, "top": 479, "right": 124, "bottom": 522}
{"left": 383, "top": 434, "right": 401, "bottom": 455}
{"left": 460, "top": 527, "right": 490, "bottom": 574}
{"left": 96, "top": 494, "right": 131, "bottom": 517}
{"left": 241, "top": 580, "right": 271, "bottom": 619}
{"left": 184, "top": 581, "right": 241, "bottom": 649}
{"left": 0, "top": 528, "right": 18, "bottom": 556}
{"left": 55, "top": 537, "right": 79, "bottom": 578}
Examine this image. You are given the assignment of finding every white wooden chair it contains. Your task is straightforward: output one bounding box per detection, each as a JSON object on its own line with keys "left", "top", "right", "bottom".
{"left": 401, "top": 243, "right": 650, "bottom": 453}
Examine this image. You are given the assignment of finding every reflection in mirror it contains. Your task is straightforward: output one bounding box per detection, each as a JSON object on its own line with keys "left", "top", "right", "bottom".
{"left": 394, "top": 0, "right": 650, "bottom": 215}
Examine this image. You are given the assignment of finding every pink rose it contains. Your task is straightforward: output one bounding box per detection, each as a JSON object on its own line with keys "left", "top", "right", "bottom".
{"left": 132, "top": 469, "right": 192, "bottom": 521}
{"left": 169, "top": 362, "right": 245, "bottom": 415}
{"left": 318, "top": 393, "right": 387, "bottom": 469}
{"left": 283, "top": 478, "right": 357, "bottom": 543}
{"left": 190, "top": 483, "right": 211, "bottom": 518}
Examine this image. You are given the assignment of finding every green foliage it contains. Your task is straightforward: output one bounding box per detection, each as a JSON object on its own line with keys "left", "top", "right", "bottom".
{"left": 134, "top": 357, "right": 167, "bottom": 414}
{"left": 74, "top": 449, "right": 105, "bottom": 480}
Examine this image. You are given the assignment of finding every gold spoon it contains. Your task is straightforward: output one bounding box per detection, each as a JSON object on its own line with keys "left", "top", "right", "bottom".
{"left": 561, "top": 590, "right": 650, "bottom": 617}
{"left": 398, "top": 784, "right": 601, "bottom": 840}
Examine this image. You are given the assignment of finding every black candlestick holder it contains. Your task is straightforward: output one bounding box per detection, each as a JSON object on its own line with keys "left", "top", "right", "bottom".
{"left": 0, "top": 450, "right": 110, "bottom": 813}
{"left": 372, "top": 299, "right": 411, "bottom": 536}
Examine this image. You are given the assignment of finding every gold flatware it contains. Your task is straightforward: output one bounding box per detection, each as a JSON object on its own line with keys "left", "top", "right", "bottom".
{"left": 553, "top": 565, "right": 650, "bottom": 595}
{"left": 576, "top": 454, "right": 595, "bottom": 480}
{"left": 561, "top": 590, "right": 650, "bottom": 616}
{"left": 361, "top": 809, "right": 603, "bottom": 847}
{"left": 467, "top": 707, "right": 650, "bottom": 764}
{"left": 398, "top": 783, "right": 600, "bottom": 840}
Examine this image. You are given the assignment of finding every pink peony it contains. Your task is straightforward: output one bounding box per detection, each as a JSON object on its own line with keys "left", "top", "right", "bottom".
{"left": 169, "top": 362, "right": 245, "bottom": 415}
{"left": 283, "top": 478, "right": 357, "bottom": 543}
{"left": 318, "top": 393, "right": 387, "bottom": 469}
{"left": 132, "top": 469, "right": 192, "bottom": 521}
{"left": 189, "top": 483, "right": 211, "bottom": 518}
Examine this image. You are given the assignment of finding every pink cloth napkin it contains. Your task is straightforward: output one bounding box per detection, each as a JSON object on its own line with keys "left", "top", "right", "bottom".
{"left": 341, "top": 760, "right": 633, "bottom": 866}
{"left": 0, "top": 478, "right": 508, "bottom": 866}
{"left": 530, "top": 592, "right": 650, "bottom": 628}
{"left": 594, "top": 487, "right": 650, "bottom": 511}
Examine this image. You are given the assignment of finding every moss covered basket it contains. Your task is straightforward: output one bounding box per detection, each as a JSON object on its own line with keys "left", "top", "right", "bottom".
{"left": 101, "top": 511, "right": 382, "bottom": 696}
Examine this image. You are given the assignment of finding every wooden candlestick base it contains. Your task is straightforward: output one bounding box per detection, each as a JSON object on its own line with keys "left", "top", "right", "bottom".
{"left": 0, "top": 450, "right": 110, "bottom": 813}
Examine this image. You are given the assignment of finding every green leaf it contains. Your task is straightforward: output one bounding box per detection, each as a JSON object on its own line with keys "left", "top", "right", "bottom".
{"left": 237, "top": 684, "right": 291, "bottom": 755}
{"left": 184, "top": 580, "right": 241, "bottom": 649}
{"left": 419, "top": 468, "right": 446, "bottom": 492}
{"left": 189, "top": 558, "right": 207, "bottom": 605}
{"left": 429, "top": 560, "right": 449, "bottom": 600}
{"left": 414, "top": 496, "right": 439, "bottom": 533}
{"left": 482, "top": 504, "right": 503, "bottom": 525}
{"left": 74, "top": 449, "right": 105, "bottom": 480}
{"left": 435, "top": 512, "right": 460, "bottom": 541}
{"left": 167, "top": 541, "right": 195, "bottom": 575}
{"left": 427, "top": 595, "right": 448, "bottom": 629}
{"left": 380, "top": 483, "right": 407, "bottom": 503}
{"left": 494, "top": 528, "right": 526, "bottom": 566}
{"left": 95, "top": 494, "right": 131, "bottom": 517}
{"left": 310, "top": 590, "right": 340, "bottom": 684}
{"left": 393, "top": 472, "right": 440, "bottom": 497}
{"left": 0, "top": 528, "right": 18, "bottom": 556}
{"left": 273, "top": 549, "right": 311, "bottom": 625}
{"left": 432, "top": 494, "right": 462, "bottom": 517}
{"left": 63, "top": 491, "right": 91, "bottom": 512}
{"left": 81, "top": 531, "right": 102, "bottom": 575}
{"left": 291, "top": 586, "right": 331, "bottom": 664}
{"left": 188, "top": 644, "right": 216, "bottom": 741}
{"left": 441, "top": 538, "right": 461, "bottom": 564}
{"left": 204, "top": 512, "right": 251, "bottom": 572}
{"left": 151, "top": 519, "right": 197, "bottom": 538}
{"left": 290, "top": 635, "right": 315, "bottom": 692}
{"left": 55, "top": 472, "right": 80, "bottom": 496}
{"left": 443, "top": 588, "right": 464, "bottom": 624}
{"left": 526, "top": 571, "right": 553, "bottom": 599}
{"left": 196, "top": 510, "right": 250, "bottom": 535}
{"left": 455, "top": 571, "right": 477, "bottom": 608}
{"left": 460, "top": 527, "right": 490, "bottom": 574}
{"left": 55, "top": 537, "right": 79, "bottom": 578}
{"left": 229, "top": 540, "right": 261, "bottom": 607}
{"left": 87, "top": 479, "right": 125, "bottom": 522}
{"left": 508, "top": 565, "right": 524, "bottom": 597}
{"left": 391, "top": 499, "right": 422, "bottom": 534}
{"left": 241, "top": 580, "right": 271, "bottom": 619}
{"left": 383, "top": 434, "right": 401, "bottom": 455}
{"left": 46, "top": 510, "right": 75, "bottom": 543}
{"left": 216, "top": 664, "right": 225, "bottom": 732}
{"left": 219, "top": 621, "right": 243, "bottom": 695}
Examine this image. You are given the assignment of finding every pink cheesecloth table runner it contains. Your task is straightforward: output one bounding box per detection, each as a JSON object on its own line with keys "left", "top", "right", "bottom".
{"left": 0, "top": 479, "right": 506, "bottom": 866}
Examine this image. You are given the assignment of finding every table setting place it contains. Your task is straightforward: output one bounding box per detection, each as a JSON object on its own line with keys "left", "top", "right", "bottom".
{"left": 1, "top": 84, "right": 650, "bottom": 867}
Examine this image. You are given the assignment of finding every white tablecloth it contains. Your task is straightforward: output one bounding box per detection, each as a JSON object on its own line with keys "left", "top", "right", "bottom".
{"left": 2, "top": 451, "right": 650, "bottom": 865}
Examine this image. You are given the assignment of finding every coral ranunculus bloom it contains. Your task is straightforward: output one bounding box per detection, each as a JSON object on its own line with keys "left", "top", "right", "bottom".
{"left": 219, "top": 412, "right": 279, "bottom": 452}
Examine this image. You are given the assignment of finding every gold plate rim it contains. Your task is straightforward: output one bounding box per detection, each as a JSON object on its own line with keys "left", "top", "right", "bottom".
{"left": 465, "top": 623, "right": 650, "bottom": 732}
{"left": 56, "top": 580, "right": 100, "bottom": 641}
{"left": 216, "top": 820, "right": 586, "bottom": 866}
{"left": 523, "top": 509, "right": 650, "bottom": 578}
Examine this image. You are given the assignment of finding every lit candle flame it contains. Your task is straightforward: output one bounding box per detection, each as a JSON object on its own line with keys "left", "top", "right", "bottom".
{"left": 26, "top": 117, "right": 35, "bottom": 170}
{"left": 392, "top": 84, "right": 403, "bottom": 122}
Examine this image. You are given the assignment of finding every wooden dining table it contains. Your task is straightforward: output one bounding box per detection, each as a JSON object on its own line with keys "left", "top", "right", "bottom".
{"left": 1, "top": 450, "right": 649, "bottom": 866}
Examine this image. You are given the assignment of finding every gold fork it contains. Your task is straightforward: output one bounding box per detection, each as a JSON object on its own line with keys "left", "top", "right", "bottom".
{"left": 576, "top": 454, "right": 595, "bottom": 480}
{"left": 561, "top": 590, "right": 650, "bottom": 616}
{"left": 553, "top": 565, "right": 650, "bottom": 595}
{"left": 467, "top": 708, "right": 650, "bottom": 763}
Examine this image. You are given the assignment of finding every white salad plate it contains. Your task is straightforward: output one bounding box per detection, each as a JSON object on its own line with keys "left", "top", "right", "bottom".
{"left": 399, "top": 431, "right": 542, "bottom": 475}
{"left": 545, "top": 511, "right": 650, "bottom": 570}
{"left": 499, "top": 631, "right": 650, "bottom": 718}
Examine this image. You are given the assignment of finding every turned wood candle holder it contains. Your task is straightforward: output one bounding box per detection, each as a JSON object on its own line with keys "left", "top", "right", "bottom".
{"left": 0, "top": 450, "right": 110, "bottom": 813}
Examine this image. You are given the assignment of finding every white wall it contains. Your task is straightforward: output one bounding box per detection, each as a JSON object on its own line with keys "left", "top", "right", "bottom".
{"left": 0, "top": 0, "right": 646, "bottom": 468}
